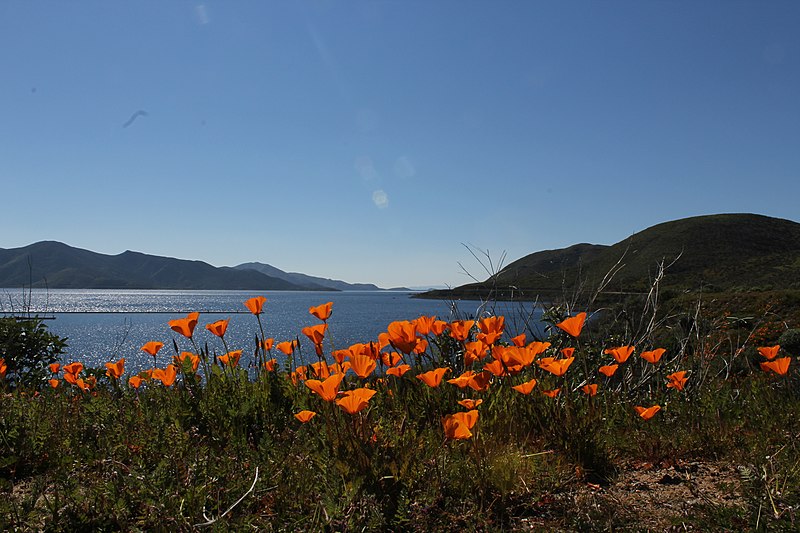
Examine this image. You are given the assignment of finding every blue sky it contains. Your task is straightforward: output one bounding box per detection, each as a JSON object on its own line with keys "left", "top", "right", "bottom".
{"left": 1, "top": 1, "right": 798, "bottom": 288}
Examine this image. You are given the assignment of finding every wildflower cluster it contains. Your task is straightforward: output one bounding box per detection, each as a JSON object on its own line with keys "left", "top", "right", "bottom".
{"left": 3, "top": 296, "right": 800, "bottom": 530}
{"left": 30, "top": 299, "right": 796, "bottom": 443}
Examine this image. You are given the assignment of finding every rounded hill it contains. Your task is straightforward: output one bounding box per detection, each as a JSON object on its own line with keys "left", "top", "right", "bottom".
{"left": 424, "top": 213, "right": 800, "bottom": 299}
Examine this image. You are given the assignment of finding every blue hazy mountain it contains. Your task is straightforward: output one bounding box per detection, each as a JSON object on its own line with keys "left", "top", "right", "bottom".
{"left": 0, "top": 241, "right": 318, "bottom": 290}
{"left": 234, "top": 262, "right": 397, "bottom": 291}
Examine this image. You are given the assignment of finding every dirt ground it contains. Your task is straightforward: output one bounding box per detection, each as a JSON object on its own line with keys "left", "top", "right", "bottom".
{"left": 515, "top": 460, "right": 751, "bottom": 531}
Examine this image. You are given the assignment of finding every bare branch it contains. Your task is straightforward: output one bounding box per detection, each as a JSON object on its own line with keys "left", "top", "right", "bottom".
{"left": 194, "top": 467, "right": 260, "bottom": 527}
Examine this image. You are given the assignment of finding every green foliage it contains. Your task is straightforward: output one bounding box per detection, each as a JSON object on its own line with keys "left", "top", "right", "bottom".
{"left": 778, "top": 328, "right": 800, "bottom": 356}
{"left": 2, "top": 294, "right": 800, "bottom": 530}
{"left": 0, "top": 317, "right": 67, "bottom": 388}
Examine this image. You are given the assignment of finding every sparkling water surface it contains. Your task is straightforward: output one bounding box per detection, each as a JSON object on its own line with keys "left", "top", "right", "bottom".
{"left": 1, "top": 289, "right": 544, "bottom": 373}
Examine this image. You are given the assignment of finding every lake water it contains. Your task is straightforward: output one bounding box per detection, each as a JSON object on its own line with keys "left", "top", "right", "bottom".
{"left": 1, "top": 289, "right": 545, "bottom": 373}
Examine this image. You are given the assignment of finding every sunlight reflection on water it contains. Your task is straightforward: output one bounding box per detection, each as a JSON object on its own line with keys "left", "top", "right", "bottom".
{"left": 1, "top": 289, "right": 544, "bottom": 373}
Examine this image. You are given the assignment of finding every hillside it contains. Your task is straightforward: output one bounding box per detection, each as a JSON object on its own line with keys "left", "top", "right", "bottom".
{"left": 0, "top": 242, "right": 315, "bottom": 290}
{"left": 234, "top": 262, "right": 383, "bottom": 291}
{"left": 422, "top": 213, "right": 800, "bottom": 299}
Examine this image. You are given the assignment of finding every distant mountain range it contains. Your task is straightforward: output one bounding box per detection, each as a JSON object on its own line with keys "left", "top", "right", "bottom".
{"left": 233, "top": 262, "right": 388, "bottom": 291}
{"left": 422, "top": 213, "right": 800, "bottom": 299}
{"left": 0, "top": 241, "right": 397, "bottom": 291}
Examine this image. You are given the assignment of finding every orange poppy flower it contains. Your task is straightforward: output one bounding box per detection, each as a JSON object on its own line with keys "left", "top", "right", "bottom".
{"left": 385, "top": 320, "right": 419, "bottom": 354}
{"left": 541, "top": 388, "right": 561, "bottom": 398}
{"left": 332, "top": 349, "right": 349, "bottom": 364}
{"left": 456, "top": 409, "right": 480, "bottom": 429}
{"left": 511, "top": 333, "right": 526, "bottom": 347}
{"left": 0, "top": 359, "right": 6, "bottom": 380}
{"left": 605, "top": 345, "right": 635, "bottom": 364}
{"left": 464, "top": 341, "right": 489, "bottom": 366}
{"left": 104, "top": 358, "right": 126, "bottom": 379}
{"left": 289, "top": 366, "right": 308, "bottom": 386}
{"left": 49, "top": 363, "right": 61, "bottom": 374}
{"left": 377, "top": 332, "right": 392, "bottom": 351}
{"left": 449, "top": 320, "right": 475, "bottom": 342}
{"left": 276, "top": 340, "right": 298, "bottom": 356}
{"left": 414, "top": 338, "right": 429, "bottom": 355}
{"left": 666, "top": 370, "right": 688, "bottom": 391}
{"left": 355, "top": 342, "right": 381, "bottom": 360}
{"left": 261, "top": 338, "right": 275, "bottom": 351}
{"left": 336, "top": 393, "right": 370, "bottom": 415}
{"left": 386, "top": 364, "right": 411, "bottom": 377}
{"left": 760, "top": 357, "right": 791, "bottom": 376}
{"left": 483, "top": 359, "right": 507, "bottom": 377}
{"left": 540, "top": 357, "right": 575, "bottom": 377}
{"left": 416, "top": 367, "right": 450, "bottom": 387}
{"left": 264, "top": 358, "right": 278, "bottom": 372}
{"left": 527, "top": 341, "right": 551, "bottom": 358}
{"left": 496, "top": 344, "right": 539, "bottom": 369}
{"left": 345, "top": 387, "right": 378, "bottom": 402}
{"left": 349, "top": 342, "right": 370, "bottom": 359}
{"left": 493, "top": 345, "right": 529, "bottom": 368}
{"left": 64, "top": 373, "right": 78, "bottom": 385}
{"left": 205, "top": 319, "right": 229, "bottom": 338}
{"left": 757, "top": 345, "right": 780, "bottom": 360}
{"left": 581, "top": 384, "right": 599, "bottom": 396}
{"left": 308, "top": 361, "right": 331, "bottom": 379}
{"left": 457, "top": 399, "right": 483, "bottom": 409}
{"left": 598, "top": 364, "right": 619, "bottom": 377}
{"left": 49, "top": 379, "right": 60, "bottom": 389}
{"left": 218, "top": 350, "right": 242, "bottom": 368}
{"left": 442, "top": 417, "right": 472, "bottom": 439}
{"left": 442, "top": 409, "right": 479, "bottom": 440}
{"left": 141, "top": 341, "right": 164, "bottom": 357}
{"left": 294, "top": 410, "right": 317, "bottom": 423}
{"left": 169, "top": 312, "right": 200, "bottom": 338}
{"left": 640, "top": 348, "right": 666, "bottom": 365}
{"left": 305, "top": 373, "right": 344, "bottom": 402}
{"left": 448, "top": 370, "right": 476, "bottom": 388}
{"left": 381, "top": 351, "right": 403, "bottom": 367}
{"left": 244, "top": 296, "right": 267, "bottom": 315}
{"left": 153, "top": 365, "right": 178, "bottom": 387}
{"left": 413, "top": 315, "right": 437, "bottom": 336}
{"left": 74, "top": 378, "right": 91, "bottom": 392}
{"left": 175, "top": 352, "right": 200, "bottom": 373}
{"left": 309, "top": 302, "right": 333, "bottom": 321}
{"left": 468, "top": 370, "right": 492, "bottom": 392}
{"left": 330, "top": 361, "right": 351, "bottom": 375}
{"left": 64, "top": 362, "right": 84, "bottom": 376}
{"left": 301, "top": 324, "right": 328, "bottom": 345}
{"left": 561, "top": 347, "right": 575, "bottom": 358}
{"left": 430, "top": 320, "right": 449, "bottom": 336}
{"left": 477, "top": 316, "right": 505, "bottom": 345}
{"left": 129, "top": 376, "right": 143, "bottom": 389}
{"left": 556, "top": 312, "right": 587, "bottom": 338}
{"left": 634, "top": 405, "right": 661, "bottom": 420}
{"left": 512, "top": 378, "right": 538, "bottom": 395}
{"left": 348, "top": 353, "right": 377, "bottom": 379}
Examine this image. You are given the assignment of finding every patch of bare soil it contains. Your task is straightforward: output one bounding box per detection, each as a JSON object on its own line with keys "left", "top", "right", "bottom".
{"left": 515, "top": 460, "right": 748, "bottom": 531}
